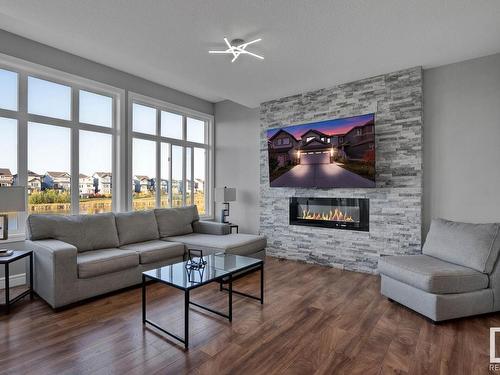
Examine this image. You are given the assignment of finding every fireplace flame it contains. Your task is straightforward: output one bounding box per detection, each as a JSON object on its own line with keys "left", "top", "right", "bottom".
{"left": 301, "top": 208, "right": 354, "bottom": 222}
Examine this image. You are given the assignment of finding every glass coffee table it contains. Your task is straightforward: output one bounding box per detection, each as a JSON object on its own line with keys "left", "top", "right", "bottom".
{"left": 142, "top": 252, "right": 264, "bottom": 349}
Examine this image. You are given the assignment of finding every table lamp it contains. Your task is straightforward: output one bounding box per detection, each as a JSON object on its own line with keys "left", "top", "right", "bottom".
{"left": 0, "top": 186, "right": 26, "bottom": 241}
{"left": 214, "top": 187, "right": 236, "bottom": 224}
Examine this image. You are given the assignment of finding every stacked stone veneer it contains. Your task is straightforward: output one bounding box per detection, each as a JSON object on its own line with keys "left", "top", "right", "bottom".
{"left": 259, "top": 67, "right": 423, "bottom": 273}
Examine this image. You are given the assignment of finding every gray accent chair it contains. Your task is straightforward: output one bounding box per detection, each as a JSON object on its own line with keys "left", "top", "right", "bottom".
{"left": 379, "top": 218, "right": 500, "bottom": 322}
{"left": 26, "top": 206, "right": 266, "bottom": 309}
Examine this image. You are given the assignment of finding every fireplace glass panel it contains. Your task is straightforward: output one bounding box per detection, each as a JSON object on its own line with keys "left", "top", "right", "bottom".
{"left": 289, "top": 197, "right": 369, "bottom": 231}
{"left": 298, "top": 202, "right": 360, "bottom": 223}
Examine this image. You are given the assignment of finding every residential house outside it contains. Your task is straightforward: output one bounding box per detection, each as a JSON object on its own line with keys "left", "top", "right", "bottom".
{"left": 151, "top": 178, "right": 168, "bottom": 193}
{"left": 27, "top": 171, "right": 42, "bottom": 193}
{"left": 43, "top": 171, "right": 71, "bottom": 191}
{"left": 171, "top": 180, "right": 183, "bottom": 195}
{"left": 195, "top": 178, "right": 204, "bottom": 192}
{"left": 133, "top": 175, "right": 152, "bottom": 193}
{"left": 93, "top": 172, "right": 112, "bottom": 195}
{"left": 79, "top": 174, "right": 95, "bottom": 197}
{"left": 0, "top": 168, "right": 14, "bottom": 186}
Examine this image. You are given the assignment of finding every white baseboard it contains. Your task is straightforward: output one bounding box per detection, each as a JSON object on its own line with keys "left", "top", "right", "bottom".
{"left": 0, "top": 273, "right": 26, "bottom": 289}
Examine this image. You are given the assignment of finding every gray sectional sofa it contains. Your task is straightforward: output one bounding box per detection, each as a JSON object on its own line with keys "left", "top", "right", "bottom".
{"left": 26, "top": 206, "right": 266, "bottom": 309}
{"left": 379, "top": 218, "right": 500, "bottom": 322}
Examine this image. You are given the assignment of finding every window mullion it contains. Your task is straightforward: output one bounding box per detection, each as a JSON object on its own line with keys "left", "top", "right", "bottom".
{"left": 155, "top": 109, "right": 161, "bottom": 208}
{"left": 190, "top": 147, "right": 194, "bottom": 206}
{"left": 181, "top": 116, "right": 187, "bottom": 206}
{"left": 205, "top": 146, "right": 210, "bottom": 217}
{"left": 111, "top": 93, "right": 118, "bottom": 212}
{"left": 70, "top": 88, "right": 79, "bottom": 214}
{"left": 0, "top": 108, "right": 19, "bottom": 119}
{"left": 17, "top": 72, "right": 28, "bottom": 230}
{"left": 168, "top": 143, "right": 172, "bottom": 208}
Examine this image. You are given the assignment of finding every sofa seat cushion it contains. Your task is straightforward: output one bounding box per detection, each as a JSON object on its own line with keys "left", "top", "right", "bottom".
{"left": 77, "top": 249, "right": 139, "bottom": 279}
{"left": 115, "top": 210, "right": 159, "bottom": 246}
{"left": 120, "top": 240, "right": 185, "bottom": 264}
{"left": 378, "top": 254, "right": 489, "bottom": 294}
{"left": 165, "top": 233, "right": 267, "bottom": 256}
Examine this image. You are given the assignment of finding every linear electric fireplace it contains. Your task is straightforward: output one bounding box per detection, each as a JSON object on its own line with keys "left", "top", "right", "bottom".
{"left": 289, "top": 197, "right": 369, "bottom": 231}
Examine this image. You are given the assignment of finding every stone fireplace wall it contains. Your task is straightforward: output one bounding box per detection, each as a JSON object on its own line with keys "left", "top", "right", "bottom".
{"left": 259, "top": 67, "right": 423, "bottom": 273}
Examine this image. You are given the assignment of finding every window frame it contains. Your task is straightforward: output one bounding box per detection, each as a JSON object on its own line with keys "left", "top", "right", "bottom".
{"left": 0, "top": 53, "right": 125, "bottom": 238}
{"left": 128, "top": 92, "right": 214, "bottom": 219}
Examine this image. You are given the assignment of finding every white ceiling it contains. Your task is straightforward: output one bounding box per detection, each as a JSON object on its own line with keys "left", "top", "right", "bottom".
{"left": 0, "top": 1, "right": 499, "bottom": 108}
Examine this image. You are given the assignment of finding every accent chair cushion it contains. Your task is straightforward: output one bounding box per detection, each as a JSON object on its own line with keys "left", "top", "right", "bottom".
{"left": 423, "top": 218, "right": 500, "bottom": 273}
{"left": 165, "top": 233, "right": 267, "bottom": 257}
{"left": 154, "top": 206, "right": 199, "bottom": 238}
{"left": 77, "top": 249, "right": 139, "bottom": 278}
{"left": 378, "top": 254, "right": 489, "bottom": 294}
{"left": 120, "top": 240, "right": 185, "bottom": 264}
{"left": 115, "top": 210, "right": 159, "bottom": 246}
{"left": 27, "top": 213, "right": 120, "bottom": 252}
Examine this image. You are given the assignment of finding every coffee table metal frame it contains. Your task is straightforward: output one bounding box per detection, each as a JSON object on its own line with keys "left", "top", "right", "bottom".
{"left": 142, "top": 257, "right": 264, "bottom": 349}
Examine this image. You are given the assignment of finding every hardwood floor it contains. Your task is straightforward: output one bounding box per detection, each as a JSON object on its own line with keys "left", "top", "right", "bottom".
{"left": 0, "top": 257, "right": 498, "bottom": 374}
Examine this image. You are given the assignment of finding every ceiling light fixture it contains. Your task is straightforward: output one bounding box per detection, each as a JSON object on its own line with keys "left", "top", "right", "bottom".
{"left": 209, "top": 38, "right": 264, "bottom": 62}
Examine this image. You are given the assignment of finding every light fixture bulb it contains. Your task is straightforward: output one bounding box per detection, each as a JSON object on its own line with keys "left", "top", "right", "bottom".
{"left": 209, "top": 38, "right": 264, "bottom": 62}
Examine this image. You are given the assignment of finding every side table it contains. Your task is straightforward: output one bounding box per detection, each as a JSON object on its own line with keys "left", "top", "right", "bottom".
{"left": 229, "top": 224, "right": 239, "bottom": 234}
{"left": 0, "top": 250, "right": 33, "bottom": 313}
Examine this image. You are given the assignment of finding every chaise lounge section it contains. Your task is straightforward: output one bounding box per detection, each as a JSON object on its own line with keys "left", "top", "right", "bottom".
{"left": 379, "top": 218, "right": 500, "bottom": 322}
{"left": 26, "top": 206, "right": 266, "bottom": 309}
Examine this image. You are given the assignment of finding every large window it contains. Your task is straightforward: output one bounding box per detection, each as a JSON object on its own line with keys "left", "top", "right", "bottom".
{"left": 0, "top": 54, "right": 214, "bottom": 237}
{"left": 130, "top": 93, "right": 213, "bottom": 216}
{"left": 0, "top": 56, "right": 122, "bottom": 232}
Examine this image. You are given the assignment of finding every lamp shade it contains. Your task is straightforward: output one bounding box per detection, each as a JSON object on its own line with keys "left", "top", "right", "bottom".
{"left": 0, "top": 186, "right": 26, "bottom": 212}
{"left": 215, "top": 187, "right": 236, "bottom": 202}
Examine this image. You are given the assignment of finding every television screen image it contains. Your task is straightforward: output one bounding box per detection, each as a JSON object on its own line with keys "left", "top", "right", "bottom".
{"left": 266, "top": 113, "right": 376, "bottom": 188}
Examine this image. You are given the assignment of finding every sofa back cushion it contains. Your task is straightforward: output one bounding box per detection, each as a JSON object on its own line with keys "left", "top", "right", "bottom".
{"left": 115, "top": 210, "right": 159, "bottom": 246}
{"left": 154, "top": 206, "right": 199, "bottom": 238}
{"left": 423, "top": 218, "right": 500, "bottom": 273}
{"left": 27, "top": 212, "right": 120, "bottom": 252}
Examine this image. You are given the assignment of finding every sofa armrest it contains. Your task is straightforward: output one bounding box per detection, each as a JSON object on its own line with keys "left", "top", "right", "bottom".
{"left": 27, "top": 239, "right": 78, "bottom": 308}
{"left": 192, "top": 220, "right": 230, "bottom": 235}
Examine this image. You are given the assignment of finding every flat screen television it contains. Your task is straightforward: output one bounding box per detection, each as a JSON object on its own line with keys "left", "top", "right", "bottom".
{"left": 266, "top": 113, "right": 375, "bottom": 188}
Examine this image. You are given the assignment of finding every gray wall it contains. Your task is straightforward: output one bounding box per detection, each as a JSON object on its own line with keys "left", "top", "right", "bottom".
{"left": 214, "top": 101, "right": 260, "bottom": 234}
{"left": 0, "top": 29, "right": 213, "bottom": 115}
{"left": 423, "top": 53, "right": 500, "bottom": 236}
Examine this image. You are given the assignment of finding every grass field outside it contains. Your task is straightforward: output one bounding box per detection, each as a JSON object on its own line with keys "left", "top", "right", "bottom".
{"left": 29, "top": 191, "right": 206, "bottom": 215}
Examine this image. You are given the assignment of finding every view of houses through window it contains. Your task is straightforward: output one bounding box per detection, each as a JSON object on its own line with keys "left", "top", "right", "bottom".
{"left": 79, "top": 130, "right": 113, "bottom": 214}
{"left": 131, "top": 99, "right": 210, "bottom": 215}
{"left": 0, "top": 115, "right": 19, "bottom": 231}
{"left": 0, "top": 61, "right": 212, "bottom": 235}
{"left": 28, "top": 122, "right": 72, "bottom": 214}
{"left": 0, "top": 65, "right": 117, "bottom": 217}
